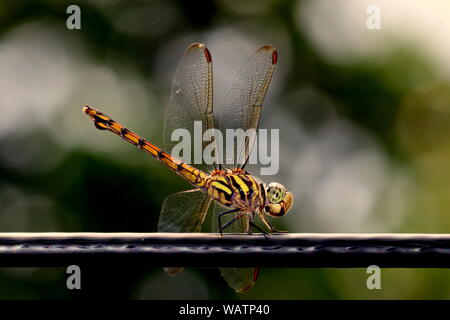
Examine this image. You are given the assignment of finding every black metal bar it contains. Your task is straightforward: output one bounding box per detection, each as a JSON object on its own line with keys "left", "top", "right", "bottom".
{"left": 0, "top": 233, "right": 449, "bottom": 268}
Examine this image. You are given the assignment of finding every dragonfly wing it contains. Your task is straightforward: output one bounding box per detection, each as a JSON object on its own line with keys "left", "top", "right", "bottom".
{"left": 158, "top": 189, "right": 212, "bottom": 232}
{"left": 164, "top": 43, "right": 215, "bottom": 172}
{"left": 158, "top": 189, "right": 212, "bottom": 275}
{"left": 211, "top": 202, "right": 258, "bottom": 293}
{"left": 219, "top": 267, "right": 259, "bottom": 294}
{"left": 217, "top": 45, "right": 277, "bottom": 169}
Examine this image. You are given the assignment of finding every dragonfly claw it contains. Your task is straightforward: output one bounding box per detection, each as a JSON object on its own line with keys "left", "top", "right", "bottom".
{"left": 271, "top": 228, "right": 288, "bottom": 234}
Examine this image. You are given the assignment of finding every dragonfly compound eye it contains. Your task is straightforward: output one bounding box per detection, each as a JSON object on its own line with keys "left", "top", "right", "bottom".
{"left": 267, "top": 182, "right": 286, "bottom": 204}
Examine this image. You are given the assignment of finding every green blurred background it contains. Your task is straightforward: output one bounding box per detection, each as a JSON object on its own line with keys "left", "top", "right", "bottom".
{"left": 1, "top": 0, "right": 450, "bottom": 299}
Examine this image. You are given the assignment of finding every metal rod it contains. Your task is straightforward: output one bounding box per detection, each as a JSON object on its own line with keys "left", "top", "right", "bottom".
{"left": 0, "top": 233, "right": 449, "bottom": 268}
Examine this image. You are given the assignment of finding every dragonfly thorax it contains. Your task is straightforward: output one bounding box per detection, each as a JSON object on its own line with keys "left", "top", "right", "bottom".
{"left": 206, "top": 172, "right": 266, "bottom": 212}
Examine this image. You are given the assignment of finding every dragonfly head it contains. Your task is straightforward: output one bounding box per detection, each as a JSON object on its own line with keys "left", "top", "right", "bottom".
{"left": 265, "top": 182, "right": 293, "bottom": 217}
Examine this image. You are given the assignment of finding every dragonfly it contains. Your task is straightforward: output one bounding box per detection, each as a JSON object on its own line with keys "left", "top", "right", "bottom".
{"left": 82, "top": 43, "right": 293, "bottom": 293}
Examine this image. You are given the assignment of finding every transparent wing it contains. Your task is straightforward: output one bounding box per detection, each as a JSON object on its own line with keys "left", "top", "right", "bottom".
{"left": 158, "top": 189, "right": 212, "bottom": 232}
{"left": 158, "top": 189, "right": 212, "bottom": 275}
{"left": 211, "top": 202, "right": 258, "bottom": 293}
{"left": 219, "top": 267, "right": 259, "bottom": 294}
{"left": 164, "top": 43, "right": 215, "bottom": 172}
{"left": 217, "top": 45, "right": 277, "bottom": 169}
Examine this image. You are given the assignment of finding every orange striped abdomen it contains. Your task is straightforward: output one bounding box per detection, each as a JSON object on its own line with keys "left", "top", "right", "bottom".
{"left": 83, "top": 106, "right": 209, "bottom": 188}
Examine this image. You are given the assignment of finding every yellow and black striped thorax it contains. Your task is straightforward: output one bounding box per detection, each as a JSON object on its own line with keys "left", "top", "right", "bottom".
{"left": 206, "top": 173, "right": 267, "bottom": 210}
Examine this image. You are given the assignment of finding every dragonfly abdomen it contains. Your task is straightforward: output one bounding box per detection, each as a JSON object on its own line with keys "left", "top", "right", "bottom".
{"left": 83, "top": 106, "right": 209, "bottom": 188}
{"left": 206, "top": 173, "right": 266, "bottom": 211}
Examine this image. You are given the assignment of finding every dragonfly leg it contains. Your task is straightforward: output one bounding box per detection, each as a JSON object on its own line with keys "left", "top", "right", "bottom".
{"left": 260, "top": 214, "right": 288, "bottom": 233}
{"left": 218, "top": 208, "right": 241, "bottom": 235}
{"left": 249, "top": 221, "right": 270, "bottom": 239}
{"left": 247, "top": 222, "right": 253, "bottom": 234}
